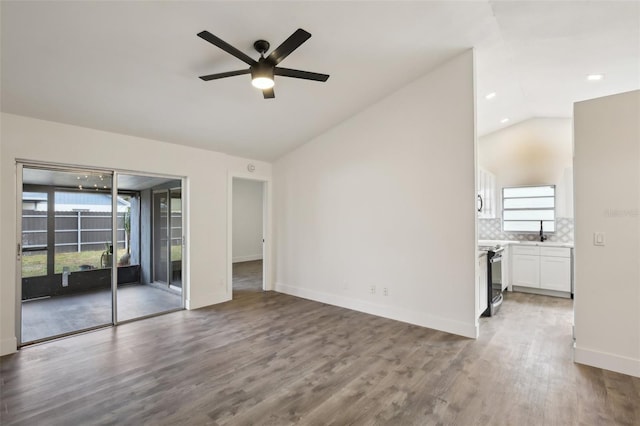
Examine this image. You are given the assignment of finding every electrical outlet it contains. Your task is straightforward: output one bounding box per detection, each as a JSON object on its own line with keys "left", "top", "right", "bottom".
{"left": 383, "top": 287, "right": 388, "bottom": 296}
{"left": 370, "top": 285, "right": 376, "bottom": 295}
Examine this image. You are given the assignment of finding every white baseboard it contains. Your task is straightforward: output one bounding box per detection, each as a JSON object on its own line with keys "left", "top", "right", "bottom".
{"left": 0, "top": 337, "right": 17, "bottom": 356}
{"left": 275, "top": 282, "right": 478, "bottom": 339}
{"left": 512, "top": 286, "right": 572, "bottom": 299}
{"left": 574, "top": 344, "right": 640, "bottom": 378}
{"left": 232, "top": 254, "right": 263, "bottom": 263}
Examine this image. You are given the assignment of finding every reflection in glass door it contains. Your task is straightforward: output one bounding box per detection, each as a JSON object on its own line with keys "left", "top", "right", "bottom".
{"left": 20, "top": 166, "right": 114, "bottom": 344}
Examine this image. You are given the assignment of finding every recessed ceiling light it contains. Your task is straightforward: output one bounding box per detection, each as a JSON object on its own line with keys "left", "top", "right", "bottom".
{"left": 587, "top": 74, "right": 604, "bottom": 81}
{"left": 485, "top": 92, "right": 496, "bottom": 100}
{"left": 500, "top": 118, "right": 510, "bottom": 124}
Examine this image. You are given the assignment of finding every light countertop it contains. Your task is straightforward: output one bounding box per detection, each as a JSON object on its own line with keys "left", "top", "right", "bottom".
{"left": 479, "top": 239, "right": 574, "bottom": 249}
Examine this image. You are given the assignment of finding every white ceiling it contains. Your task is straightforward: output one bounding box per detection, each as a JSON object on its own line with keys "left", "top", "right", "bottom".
{"left": 2, "top": 1, "right": 639, "bottom": 161}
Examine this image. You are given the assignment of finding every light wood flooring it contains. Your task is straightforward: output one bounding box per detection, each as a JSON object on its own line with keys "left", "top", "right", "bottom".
{"left": 1, "top": 263, "right": 639, "bottom": 425}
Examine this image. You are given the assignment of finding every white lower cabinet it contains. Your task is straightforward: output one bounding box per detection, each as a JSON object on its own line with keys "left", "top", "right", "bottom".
{"left": 511, "top": 245, "right": 572, "bottom": 295}
{"left": 539, "top": 256, "right": 571, "bottom": 291}
{"left": 512, "top": 254, "right": 540, "bottom": 288}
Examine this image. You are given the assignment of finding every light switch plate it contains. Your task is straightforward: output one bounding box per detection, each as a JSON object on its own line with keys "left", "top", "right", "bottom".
{"left": 594, "top": 232, "right": 605, "bottom": 246}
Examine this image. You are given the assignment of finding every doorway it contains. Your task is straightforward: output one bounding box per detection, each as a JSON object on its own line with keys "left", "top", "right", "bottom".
{"left": 231, "top": 177, "right": 266, "bottom": 295}
{"left": 17, "top": 163, "right": 185, "bottom": 345}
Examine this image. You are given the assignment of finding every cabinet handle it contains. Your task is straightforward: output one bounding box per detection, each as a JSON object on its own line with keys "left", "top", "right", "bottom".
{"left": 477, "top": 194, "right": 483, "bottom": 212}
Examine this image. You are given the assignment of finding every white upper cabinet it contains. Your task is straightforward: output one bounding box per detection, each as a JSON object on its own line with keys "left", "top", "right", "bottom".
{"left": 477, "top": 167, "right": 496, "bottom": 219}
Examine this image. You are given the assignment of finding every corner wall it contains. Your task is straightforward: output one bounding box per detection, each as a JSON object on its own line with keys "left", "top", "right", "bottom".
{"left": 0, "top": 113, "right": 271, "bottom": 355}
{"left": 273, "top": 50, "right": 477, "bottom": 338}
{"left": 573, "top": 90, "right": 640, "bottom": 377}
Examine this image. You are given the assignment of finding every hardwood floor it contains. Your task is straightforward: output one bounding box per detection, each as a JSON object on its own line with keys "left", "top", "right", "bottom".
{"left": 232, "top": 260, "right": 263, "bottom": 293}
{"left": 1, "top": 268, "right": 639, "bottom": 425}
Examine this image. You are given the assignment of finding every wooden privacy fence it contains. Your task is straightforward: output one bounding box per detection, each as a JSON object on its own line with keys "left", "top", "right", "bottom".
{"left": 22, "top": 210, "right": 126, "bottom": 253}
{"left": 22, "top": 210, "right": 183, "bottom": 253}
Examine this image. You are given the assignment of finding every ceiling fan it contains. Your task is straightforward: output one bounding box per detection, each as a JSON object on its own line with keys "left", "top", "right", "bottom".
{"left": 197, "top": 28, "right": 329, "bottom": 99}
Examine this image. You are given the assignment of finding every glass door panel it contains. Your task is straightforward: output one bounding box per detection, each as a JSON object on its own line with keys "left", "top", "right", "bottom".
{"left": 116, "top": 175, "right": 182, "bottom": 322}
{"left": 20, "top": 167, "right": 113, "bottom": 344}
{"left": 21, "top": 191, "right": 48, "bottom": 279}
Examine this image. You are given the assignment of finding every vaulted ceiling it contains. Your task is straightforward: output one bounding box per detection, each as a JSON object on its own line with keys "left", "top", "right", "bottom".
{"left": 2, "top": 1, "right": 638, "bottom": 161}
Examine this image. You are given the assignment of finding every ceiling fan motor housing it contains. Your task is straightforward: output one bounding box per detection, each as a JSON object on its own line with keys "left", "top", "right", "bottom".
{"left": 254, "top": 40, "right": 270, "bottom": 56}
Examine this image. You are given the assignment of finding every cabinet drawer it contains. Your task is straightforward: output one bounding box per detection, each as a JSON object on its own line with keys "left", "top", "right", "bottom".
{"left": 540, "top": 247, "right": 571, "bottom": 258}
{"left": 512, "top": 245, "right": 540, "bottom": 256}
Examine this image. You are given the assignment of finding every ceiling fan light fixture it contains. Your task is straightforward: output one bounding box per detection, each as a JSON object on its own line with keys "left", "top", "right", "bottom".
{"left": 252, "top": 76, "right": 275, "bottom": 89}
{"left": 251, "top": 63, "right": 275, "bottom": 89}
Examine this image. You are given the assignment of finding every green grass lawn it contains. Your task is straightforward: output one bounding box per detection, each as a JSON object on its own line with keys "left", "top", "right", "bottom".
{"left": 22, "top": 250, "right": 106, "bottom": 277}
{"left": 22, "top": 245, "right": 182, "bottom": 277}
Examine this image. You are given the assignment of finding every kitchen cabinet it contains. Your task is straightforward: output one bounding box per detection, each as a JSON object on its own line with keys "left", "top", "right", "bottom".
{"left": 512, "top": 253, "right": 540, "bottom": 288}
{"left": 540, "top": 256, "right": 571, "bottom": 291}
{"left": 510, "top": 245, "right": 572, "bottom": 295}
{"left": 477, "top": 168, "right": 496, "bottom": 219}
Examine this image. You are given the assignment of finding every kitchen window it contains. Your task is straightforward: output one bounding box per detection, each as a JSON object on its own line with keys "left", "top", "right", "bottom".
{"left": 502, "top": 185, "right": 555, "bottom": 233}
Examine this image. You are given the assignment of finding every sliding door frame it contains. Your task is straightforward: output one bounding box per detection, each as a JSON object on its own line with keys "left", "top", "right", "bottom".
{"left": 15, "top": 159, "right": 187, "bottom": 344}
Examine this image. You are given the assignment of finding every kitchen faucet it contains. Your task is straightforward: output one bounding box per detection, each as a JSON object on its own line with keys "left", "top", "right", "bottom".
{"left": 539, "top": 220, "right": 547, "bottom": 242}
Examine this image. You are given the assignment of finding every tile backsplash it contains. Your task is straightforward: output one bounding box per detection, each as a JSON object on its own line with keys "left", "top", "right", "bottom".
{"left": 478, "top": 217, "right": 574, "bottom": 243}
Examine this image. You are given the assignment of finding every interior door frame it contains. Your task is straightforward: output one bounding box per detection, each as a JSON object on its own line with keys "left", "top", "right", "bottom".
{"left": 227, "top": 172, "right": 272, "bottom": 296}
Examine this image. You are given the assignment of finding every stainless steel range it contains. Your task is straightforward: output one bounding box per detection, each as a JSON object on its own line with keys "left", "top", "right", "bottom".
{"left": 479, "top": 244, "right": 504, "bottom": 316}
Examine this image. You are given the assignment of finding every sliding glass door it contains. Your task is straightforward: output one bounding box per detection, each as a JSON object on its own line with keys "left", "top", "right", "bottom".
{"left": 20, "top": 166, "right": 114, "bottom": 344}
{"left": 18, "top": 164, "right": 184, "bottom": 345}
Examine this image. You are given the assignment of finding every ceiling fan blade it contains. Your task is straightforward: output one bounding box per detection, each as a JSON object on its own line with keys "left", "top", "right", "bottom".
{"left": 199, "top": 69, "right": 251, "bottom": 81}
{"left": 263, "top": 88, "right": 275, "bottom": 99}
{"left": 274, "top": 67, "right": 330, "bottom": 82}
{"left": 266, "top": 28, "right": 311, "bottom": 66}
{"left": 197, "top": 31, "right": 257, "bottom": 66}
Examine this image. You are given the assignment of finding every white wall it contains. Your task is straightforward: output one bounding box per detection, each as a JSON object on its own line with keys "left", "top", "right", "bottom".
{"left": 273, "top": 50, "right": 478, "bottom": 338}
{"left": 478, "top": 118, "right": 574, "bottom": 217}
{"left": 573, "top": 90, "right": 640, "bottom": 378}
{"left": 232, "top": 178, "right": 263, "bottom": 263}
{"left": 0, "top": 113, "right": 271, "bottom": 355}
